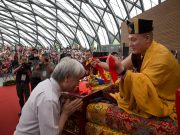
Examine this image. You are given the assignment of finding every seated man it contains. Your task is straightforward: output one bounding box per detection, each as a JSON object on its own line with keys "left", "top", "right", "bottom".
{"left": 94, "top": 18, "right": 180, "bottom": 120}
{"left": 82, "top": 50, "right": 98, "bottom": 76}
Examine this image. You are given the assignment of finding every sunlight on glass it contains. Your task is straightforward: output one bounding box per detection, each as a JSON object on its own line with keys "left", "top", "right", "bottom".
{"left": 12, "top": 12, "right": 33, "bottom": 24}
{"left": 38, "top": 36, "right": 50, "bottom": 47}
{"left": 57, "top": 10, "right": 76, "bottom": 26}
{"left": 91, "top": 0, "right": 106, "bottom": 8}
{"left": 20, "top": 38, "right": 31, "bottom": 47}
{"left": 81, "top": 3, "right": 100, "bottom": 22}
{"left": 38, "top": 26, "right": 54, "bottom": 39}
{"left": 57, "top": 33, "right": 68, "bottom": 47}
{"left": 1, "top": 21, "right": 15, "bottom": 28}
{"left": 3, "top": 34, "right": 16, "bottom": 42}
{"left": 79, "top": 17, "right": 95, "bottom": 36}
{"left": 57, "top": 22, "right": 74, "bottom": 38}
{"left": 103, "top": 12, "right": 117, "bottom": 34}
{"left": 77, "top": 30, "right": 88, "bottom": 48}
{"left": 19, "top": 31, "right": 35, "bottom": 42}
{"left": 143, "top": 0, "right": 152, "bottom": 10}
{"left": 56, "top": 0, "right": 77, "bottom": 13}
{"left": 32, "top": 4, "right": 54, "bottom": 19}
{"left": 17, "top": 22, "right": 34, "bottom": 33}
{"left": 36, "top": 16, "right": 54, "bottom": 29}
{"left": 98, "top": 27, "right": 109, "bottom": 45}
{"left": 129, "top": 7, "right": 142, "bottom": 18}
{"left": 22, "top": 14, "right": 36, "bottom": 22}
{"left": 110, "top": 0, "right": 126, "bottom": 19}
{"left": 16, "top": 2, "right": 32, "bottom": 10}
{"left": 38, "top": 0, "right": 52, "bottom": 6}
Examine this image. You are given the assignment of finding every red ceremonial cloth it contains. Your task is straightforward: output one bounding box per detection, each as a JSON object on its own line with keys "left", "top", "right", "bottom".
{"left": 108, "top": 55, "right": 118, "bottom": 83}
{"left": 79, "top": 81, "right": 92, "bottom": 95}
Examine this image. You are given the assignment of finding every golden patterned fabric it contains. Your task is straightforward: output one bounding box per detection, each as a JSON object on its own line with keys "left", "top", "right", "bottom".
{"left": 86, "top": 122, "right": 126, "bottom": 135}
{"left": 86, "top": 102, "right": 111, "bottom": 125}
{"left": 110, "top": 41, "right": 180, "bottom": 119}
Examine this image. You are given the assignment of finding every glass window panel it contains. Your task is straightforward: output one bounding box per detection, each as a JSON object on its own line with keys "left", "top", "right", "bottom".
{"left": 32, "top": 4, "right": 54, "bottom": 19}
{"left": 19, "top": 31, "right": 35, "bottom": 42}
{"left": 36, "top": 16, "right": 54, "bottom": 29}
{"left": 38, "top": 36, "right": 50, "bottom": 47}
{"left": 81, "top": 3, "right": 100, "bottom": 22}
{"left": 91, "top": 0, "right": 106, "bottom": 8}
{"left": 57, "top": 22, "right": 74, "bottom": 38}
{"left": 17, "top": 22, "right": 34, "bottom": 33}
{"left": 57, "top": 10, "right": 76, "bottom": 26}
{"left": 98, "top": 27, "right": 109, "bottom": 45}
{"left": 151, "top": 0, "right": 159, "bottom": 5}
{"left": 57, "top": 33, "right": 68, "bottom": 47}
{"left": 38, "top": 26, "right": 54, "bottom": 39}
{"left": 3, "top": 34, "right": 16, "bottom": 42}
{"left": 56, "top": 0, "right": 78, "bottom": 13}
{"left": 0, "top": 21, "right": 15, "bottom": 28}
{"left": 103, "top": 12, "right": 117, "bottom": 34}
{"left": 7, "top": 28, "right": 18, "bottom": 34}
{"left": 47, "top": 29, "right": 56, "bottom": 37}
{"left": 38, "top": 0, "right": 53, "bottom": 6}
{"left": 20, "top": 38, "right": 31, "bottom": 47}
{"left": 79, "top": 17, "right": 95, "bottom": 36}
{"left": 110, "top": 0, "right": 126, "bottom": 19}
{"left": 12, "top": 12, "right": 34, "bottom": 23}
{"left": 129, "top": 7, "right": 142, "bottom": 18}
{"left": 0, "top": 11, "right": 12, "bottom": 17}
{"left": 22, "top": 14, "right": 35, "bottom": 22}
{"left": 69, "top": 13, "right": 78, "bottom": 22}
{"left": 44, "top": 6, "right": 55, "bottom": 15}
{"left": 77, "top": 30, "right": 89, "bottom": 49}
{"left": 16, "top": 2, "right": 32, "bottom": 11}
{"left": 143, "top": 0, "right": 152, "bottom": 10}
{"left": 28, "top": 33, "right": 37, "bottom": 39}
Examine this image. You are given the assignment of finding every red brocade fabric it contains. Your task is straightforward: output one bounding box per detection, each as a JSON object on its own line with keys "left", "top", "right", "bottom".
{"left": 86, "top": 103, "right": 178, "bottom": 134}
{"left": 108, "top": 55, "right": 118, "bottom": 83}
{"left": 176, "top": 88, "right": 180, "bottom": 133}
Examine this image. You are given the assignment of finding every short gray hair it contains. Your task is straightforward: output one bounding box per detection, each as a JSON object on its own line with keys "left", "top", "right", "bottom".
{"left": 51, "top": 57, "right": 85, "bottom": 82}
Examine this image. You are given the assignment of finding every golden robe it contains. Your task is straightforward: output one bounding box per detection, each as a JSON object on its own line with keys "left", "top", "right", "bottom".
{"left": 111, "top": 41, "right": 180, "bottom": 119}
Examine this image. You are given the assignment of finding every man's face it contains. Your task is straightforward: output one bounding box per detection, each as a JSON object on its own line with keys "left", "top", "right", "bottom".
{"left": 21, "top": 57, "right": 27, "bottom": 64}
{"left": 128, "top": 34, "right": 147, "bottom": 54}
{"left": 64, "top": 76, "right": 80, "bottom": 92}
{"left": 85, "top": 51, "right": 92, "bottom": 61}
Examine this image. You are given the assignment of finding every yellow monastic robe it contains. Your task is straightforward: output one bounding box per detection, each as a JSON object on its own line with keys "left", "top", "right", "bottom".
{"left": 111, "top": 41, "right": 180, "bottom": 119}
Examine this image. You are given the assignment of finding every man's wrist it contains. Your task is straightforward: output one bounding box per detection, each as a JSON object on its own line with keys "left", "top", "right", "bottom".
{"left": 118, "top": 66, "right": 127, "bottom": 76}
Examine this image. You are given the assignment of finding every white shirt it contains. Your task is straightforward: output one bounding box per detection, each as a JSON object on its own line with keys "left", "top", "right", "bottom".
{"left": 14, "top": 78, "right": 61, "bottom": 135}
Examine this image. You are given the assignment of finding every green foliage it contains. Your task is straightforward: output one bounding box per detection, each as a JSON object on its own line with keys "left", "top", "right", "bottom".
{"left": 3, "top": 80, "right": 16, "bottom": 86}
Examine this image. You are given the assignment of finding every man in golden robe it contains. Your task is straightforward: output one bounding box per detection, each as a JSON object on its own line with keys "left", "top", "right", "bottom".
{"left": 96, "top": 18, "right": 180, "bottom": 120}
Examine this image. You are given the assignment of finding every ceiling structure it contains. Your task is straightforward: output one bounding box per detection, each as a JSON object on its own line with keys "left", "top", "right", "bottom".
{"left": 0, "top": 0, "right": 166, "bottom": 50}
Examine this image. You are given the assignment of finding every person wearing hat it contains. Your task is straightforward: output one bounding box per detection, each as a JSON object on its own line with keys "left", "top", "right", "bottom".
{"left": 92, "top": 17, "right": 180, "bottom": 120}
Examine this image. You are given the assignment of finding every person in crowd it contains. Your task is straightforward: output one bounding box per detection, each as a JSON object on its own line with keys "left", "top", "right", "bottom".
{"left": 92, "top": 18, "right": 180, "bottom": 120}
{"left": 14, "top": 57, "right": 85, "bottom": 135}
{"left": 31, "top": 53, "right": 55, "bottom": 91}
{"left": 82, "top": 49, "right": 98, "bottom": 76}
{"left": 13, "top": 55, "right": 31, "bottom": 116}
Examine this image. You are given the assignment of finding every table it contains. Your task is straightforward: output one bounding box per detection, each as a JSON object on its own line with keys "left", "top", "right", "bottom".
{"left": 62, "top": 83, "right": 115, "bottom": 135}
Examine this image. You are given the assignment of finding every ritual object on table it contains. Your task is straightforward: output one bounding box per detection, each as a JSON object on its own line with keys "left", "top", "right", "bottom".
{"left": 88, "top": 68, "right": 99, "bottom": 86}
{"left": 79, "top": 81, "right": 92, "bottom": 95}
